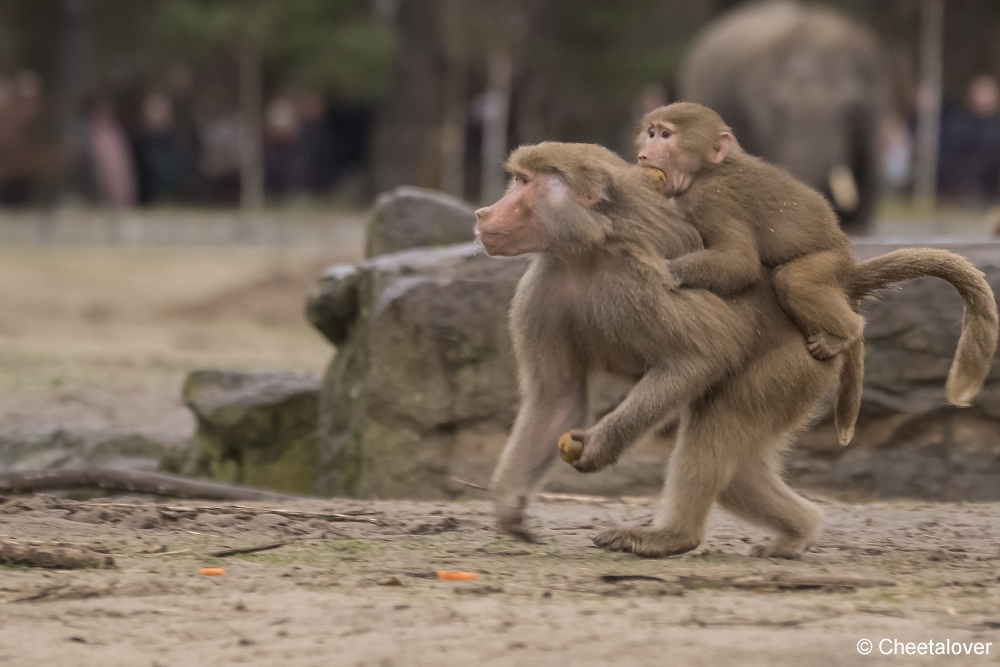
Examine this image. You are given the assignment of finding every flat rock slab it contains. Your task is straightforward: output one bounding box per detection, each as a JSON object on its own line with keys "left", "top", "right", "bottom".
{"left": 1, "top": 495, "right": 998, "bottom": 666}
{"left": 0, "top": 429, "right": 168, "bottom": 473}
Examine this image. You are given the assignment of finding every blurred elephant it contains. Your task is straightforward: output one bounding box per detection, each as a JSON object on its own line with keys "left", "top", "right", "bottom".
{"left": 679, "top": 1, "right": 887, "bottom": 233}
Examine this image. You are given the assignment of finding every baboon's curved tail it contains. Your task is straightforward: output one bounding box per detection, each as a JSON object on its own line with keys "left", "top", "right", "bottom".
{"left": 849, "top": 248, "right": 998, "bottom": 407}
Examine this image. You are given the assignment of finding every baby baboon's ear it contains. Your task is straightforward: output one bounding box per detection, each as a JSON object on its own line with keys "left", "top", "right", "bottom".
{"left": 709, "top": 131, "right": 734, "bottom": 165}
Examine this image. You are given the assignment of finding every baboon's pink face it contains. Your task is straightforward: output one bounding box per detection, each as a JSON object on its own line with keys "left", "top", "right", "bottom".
{"left": 474, "top": 170, "right": 549, "bottom": 256}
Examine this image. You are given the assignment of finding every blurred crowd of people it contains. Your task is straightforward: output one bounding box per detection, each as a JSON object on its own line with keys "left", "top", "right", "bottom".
{"left": 938, "top": 74, "right": 1000, "bottom": 205}
{"left": 2, "top": 65, "right": 1000, "bottom": 211}
{"left": 880, "top": 75, "right": 1000, "bottom": 207}
{"left": 0, "top": 63, "right": 372, "bottom": 210}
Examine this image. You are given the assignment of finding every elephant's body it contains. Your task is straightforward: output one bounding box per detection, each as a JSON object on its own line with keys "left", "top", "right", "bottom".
{"left": 679, "top": 1, "right": 886, "bottom": 233}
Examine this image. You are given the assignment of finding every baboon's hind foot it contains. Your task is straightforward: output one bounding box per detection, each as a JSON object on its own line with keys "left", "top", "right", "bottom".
{"left": 748, "top": 538, "right": 811, "bottom": 559}
{"left": 593, "top": 526, "right": 699, "bottom": 558}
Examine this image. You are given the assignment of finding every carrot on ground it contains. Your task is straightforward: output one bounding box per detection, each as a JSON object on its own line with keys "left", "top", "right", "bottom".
{"left": 437, "top": 570, "right": 478, "bottom": 581}
{"left": 200, "top": 567, "right": 226, "bottom": 576}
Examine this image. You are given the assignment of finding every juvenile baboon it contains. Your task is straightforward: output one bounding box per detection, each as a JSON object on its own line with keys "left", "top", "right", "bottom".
{"left": 477, "top": 141, "right": 997, "bottom": 558}
{"left": 638, "top": 102, "right": 861, "bottom": 363}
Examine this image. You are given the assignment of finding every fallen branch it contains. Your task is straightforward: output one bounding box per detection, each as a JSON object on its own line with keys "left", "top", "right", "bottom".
{"left": 448, "top": 477, "right": 654, "bottom": 505}
{"left": 61, "top": 500, "right": 383, "bottom": 525}
{"left": 209, "top": 541, "right": 288, "bottom": 558}
{"left": 0, "top": 540, "right": 114, "bottom": 569}
{"left": 0, "top": 469, "right": 301, "bottom": 501}
{"left": 536, "top": 492, "right": 654, "bottom": 505}
{"left": 221, "top": 506, "right": 382, "bottom": 524}
{"left": 601, "top": 574, "right": 668, "bottom": 584}
{"left": 678, "top": 574, "right": 896, "bottom": 592}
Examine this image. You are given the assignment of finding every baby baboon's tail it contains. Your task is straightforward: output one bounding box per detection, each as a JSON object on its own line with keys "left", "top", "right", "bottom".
{"left": 849, "top": 248, "right": 999, "bottom": 406}
{"left": 834, "top": 338, "right": 864, "bottom": 446}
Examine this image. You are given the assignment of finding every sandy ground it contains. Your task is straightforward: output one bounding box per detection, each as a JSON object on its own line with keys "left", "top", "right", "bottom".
{"left": 0, "top": 244, "right": 361, "bottom": 444}
{"left": 1, "top": 494, "right": 999, "bottom": 666}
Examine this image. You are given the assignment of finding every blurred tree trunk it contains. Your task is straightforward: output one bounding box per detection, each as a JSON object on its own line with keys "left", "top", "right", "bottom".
{"left": 237, "top": 38, "right": 265, "bottom": 211}
{"left": 53, "top": 0, "right": 93, "bottom": 201}
{"left": 371, "top": 0, "right": 442, "bottom": 194}
{"left": 914, "top": 0, "right": 943, "bottom": 210}
{"left": 480, "top": 48, "right": 513, "bottom": 204}
{"left": 438, "top": 0, "right": 468, "bottom": 198}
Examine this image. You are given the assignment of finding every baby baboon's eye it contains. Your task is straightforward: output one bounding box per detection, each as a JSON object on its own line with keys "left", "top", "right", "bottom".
{"left": 661, "top": 130, "right": 671, "bottom": 139}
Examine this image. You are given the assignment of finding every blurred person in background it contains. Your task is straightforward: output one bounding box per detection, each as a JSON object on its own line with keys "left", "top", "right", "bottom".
{"left": 881, "top": 114, "right": 913, "bottom": 194}
{"left": 264, "top": 96, "right": 307, "bottom": 198}
{"left": 939, "top": 74, "right": 1000, "bottom": 205}
{"left": 0, "top": 71, "right": 45, "bottom": 206}
{"left": 164, "top": 61, "right": 203, "bottom": 202}
{"left": 293, "top": 89, "right": 336, "bottom": 195}
{"left": 87, "top": 94, "right": 137, "bottom": 210}
{"left": 195, "top": 110, "right": 241, "bottom": 205}
{"left": 134, "top": 92, "right": 181, "bottom": 204}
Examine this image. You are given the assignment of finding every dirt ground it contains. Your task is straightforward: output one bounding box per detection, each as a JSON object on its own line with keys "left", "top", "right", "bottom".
{"left": 1, "top": 494, "right": 999, "bottom": 666}
{"left": 3, "top": 225, "right": 1000, "bottom": 665}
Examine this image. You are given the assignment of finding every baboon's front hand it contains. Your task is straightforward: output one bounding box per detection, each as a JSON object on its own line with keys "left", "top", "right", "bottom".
{"left": 562, "top": 429, "right": 617, "bottom": 473}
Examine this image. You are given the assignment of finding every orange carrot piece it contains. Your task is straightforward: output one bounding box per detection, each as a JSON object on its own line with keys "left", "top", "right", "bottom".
{"left": 200, "top": 567, "right": 226, "bottom": 576}
{"left": 437, "top": 570, "right": 479, "bottom": 581}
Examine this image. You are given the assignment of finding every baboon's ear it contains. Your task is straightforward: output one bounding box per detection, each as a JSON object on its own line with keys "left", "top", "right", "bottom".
{"left": 581, "top": 173, "right": 610, "bottom": 206}
{"left": 709, "top": 131, "right": 734, "bottom": 164}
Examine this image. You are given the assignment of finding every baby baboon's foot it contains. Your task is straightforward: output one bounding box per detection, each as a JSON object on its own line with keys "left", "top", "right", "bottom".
{"left": 592, "top": 526, "right": 699, "bottom": 558}
{"left": 748, "top": 539, "right": 810, "bottom": 559}
{"left": 806, "top": 332, "right": 847, "bottom": 360}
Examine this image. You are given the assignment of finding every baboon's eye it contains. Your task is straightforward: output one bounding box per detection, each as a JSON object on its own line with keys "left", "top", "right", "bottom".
{"left": 647, "top": 130, "right": 655, "bottom": 138}
{"left": 660, "top": 130, "right": 672, "bottom": 139}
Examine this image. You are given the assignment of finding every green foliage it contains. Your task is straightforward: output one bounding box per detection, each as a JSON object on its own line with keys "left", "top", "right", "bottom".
{"left": 546, "top": 0, "right": 706, "bottom": 94}
{"left": 528, "top": 0, "right": 712, "bottom": 147}
{"left": 157, "top": 0, "right": 395, "bottom": 101}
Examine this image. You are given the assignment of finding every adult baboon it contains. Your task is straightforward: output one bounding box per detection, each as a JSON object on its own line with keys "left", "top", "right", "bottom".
{"left": 476, "top": 142, "right": 997, "bottom": 558}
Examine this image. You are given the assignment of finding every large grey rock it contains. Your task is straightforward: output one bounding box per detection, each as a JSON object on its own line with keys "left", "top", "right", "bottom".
{"left": 163, "top": 370, "right": 322, "bottom": 495}
{"left": 310, "top": 244, "right": 679, "bottom": 498}
{"left": 364, "top": 186, "right": 476, "bottom": 258}
{"left": 309, "top": 239, "right": 1000, "bottom": 500}
{"left": 312, "top": 245, "right": 527, "bottom": 498}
